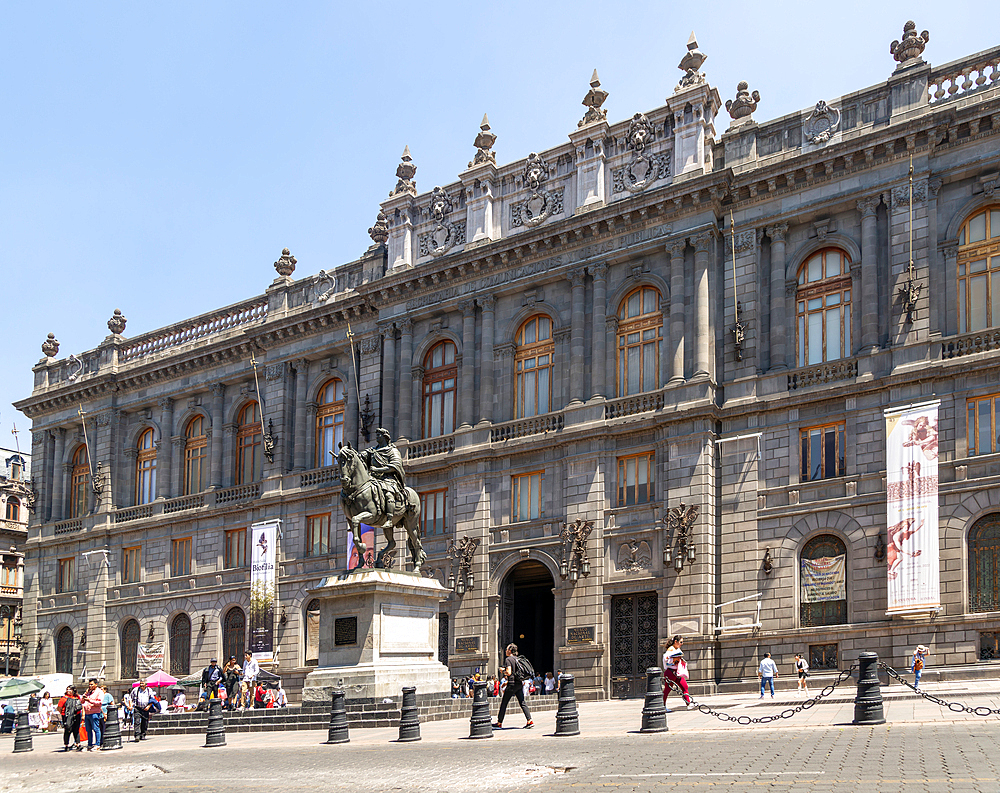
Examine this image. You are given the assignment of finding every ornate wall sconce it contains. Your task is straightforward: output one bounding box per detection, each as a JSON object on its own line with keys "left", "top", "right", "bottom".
{"left": 873, "top": 533, "right": 886, "bottom": 563}
{"left": 79, "top": 628, "right": 87, "bottom": 649}
{"left": 36, "top": 636, "right": 43, "bottom": 652}
{"left": 147, "top": 623, "right": 155, "bottom": 642}
{"left": 448, "top": 536, "right": 479, "bottom": 596}
{"left": 359, "top": 394, "right": 376, "bottom": 442}
{"left": 661, "top": 502, "right": 699, "bottom": 572}
{"left": 200, "top": 616, "right": 207, "bottom": 634}
{"left": 559, "top": 519, "right": 593, "bottom": 582}
{"left": 263, "top": 418, "right": 276, "bottom": 464}
{"left": 762, "top": 548, "right": 774, "bottom": 576}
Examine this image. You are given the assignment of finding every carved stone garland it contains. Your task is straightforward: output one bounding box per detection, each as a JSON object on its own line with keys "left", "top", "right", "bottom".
{"left": 512, "top": 153, "right": 562, "bottom": 228}
{"left": 418, "top": 186, "right": 466, "bottom": 258}
{"left": 612, "top": 112, "right": 669, "bottom": 194}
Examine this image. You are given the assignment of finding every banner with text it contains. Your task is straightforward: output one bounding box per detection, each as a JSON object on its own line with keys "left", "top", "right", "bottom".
{"left": 136, "top": 643, "right": 164, "bottom": 676}
{"left": 249, "top": 520, "right": 278, "bottom": 663}
{"left": 885, "top": 401, "right": 941, "bottom": 616}
{"left": 800, "top": 554, "right": 846, "bottom": 602}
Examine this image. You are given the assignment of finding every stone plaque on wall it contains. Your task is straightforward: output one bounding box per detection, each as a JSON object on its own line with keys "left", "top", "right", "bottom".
{"left": 567, "top": 626, "right": 595, "bottom": 645}
{"left": 455, "top": 636, "right": 480, "bottom": 653}
{"left": 334, "top": 616, "right": 358, "bottom": 646}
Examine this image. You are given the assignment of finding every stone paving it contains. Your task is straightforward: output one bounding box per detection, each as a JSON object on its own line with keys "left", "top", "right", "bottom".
{"left": 4, "top": 681, "right": 1000, "bottom": 793}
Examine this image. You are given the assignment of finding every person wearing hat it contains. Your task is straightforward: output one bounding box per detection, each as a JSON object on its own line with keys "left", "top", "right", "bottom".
{"left": 201, "top": 657, "right": 223, "bottom": 698}
{"left": 911, "top": 645, "right": 929, "bottom": 690}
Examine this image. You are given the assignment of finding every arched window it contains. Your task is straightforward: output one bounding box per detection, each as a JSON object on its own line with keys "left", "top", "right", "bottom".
{"left": 796, "top": 248, "right": 852, "bottom": 366}
{"left": 515, "top": 316, "right": 554, "bottom": 418}
{"left": 9, "top": 456, "right": 23, "bottom": 480}
{"left": 55, "top": 627, "right": 73, "bottom": 675}
{"left": 135, "top": 428, "right": 157, "bottom": 505}
{"left": 169, "top": 613, "right": 192, "bottom": 676}
{"left": 236, "top": 403, "right": 262, "bottom": 485}
{"left": 222, "top": 607, "right": 246, "bottom": 663}
{"left": 969, "top": 513, "right": 1000, "bottom": 612}
{"left": 120, "top": 619, "right": 140, "bottom": 679}
{"left": 5, "top": 497, "right": 20, "bottom": 522}
{"left": 304, "top": 599, "right": 321, "bottom": 667}
{"left": 316, "top": 379, "right": 345, "bottom": 467}
{"left": 423, "top": 341, "right": 457, "bottom": 438}
{"left": 617, "top": 286, "right": 662, "bottom": 397}
{"left": 70, "top": 446, "right": 89, "bottom": 519}
{"left": 799, "top": 534, "right": 848, "bottom": 627}
{"left": 184, "top": 416, "right": 207, "bottom": 495}
{"left": 957, "top": 206, "right": 1000, "bottom": 333}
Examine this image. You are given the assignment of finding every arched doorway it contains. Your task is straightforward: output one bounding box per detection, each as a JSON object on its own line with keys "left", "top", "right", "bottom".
{"left": 55, "top": 627, "right": 73, "bottom": 675}
{"left": 498, "top": 561, "right": 554, "bottom": 677}
{"left": 222, "top": 607, "right": 246, "bottom": 662}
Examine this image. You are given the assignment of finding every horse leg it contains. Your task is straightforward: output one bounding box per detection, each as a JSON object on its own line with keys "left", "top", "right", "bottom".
{"left": 350, "top": 517, "right": 367, "bottom": 570}
{"left": 375, "top": 522, "right": 396, "bottom": 569}
{"left": 403, "top": 500, "right": 426, "bottom": 569}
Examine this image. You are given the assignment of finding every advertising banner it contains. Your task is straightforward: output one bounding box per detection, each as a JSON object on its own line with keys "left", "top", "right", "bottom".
{"left": 136, "top": 643, "right": 164, "bottom": 675}
{"left": 347, "top": 524, "right": 376, "bottom": 570}
{"left": 249, "top": 520, "right": 279, "bottom": 662}
{"left": 884, "top": 401, "right": 941, "bottom": 616}
{"left": 800, "top": 554, "right": 846, "bottom": 603}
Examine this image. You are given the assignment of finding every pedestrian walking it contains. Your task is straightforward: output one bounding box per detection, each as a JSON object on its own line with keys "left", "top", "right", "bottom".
{"left": 793, "top": 653, "right": 810, "bottom": 695}
{"left": 58, "top": 686, "right": 82, "bottom": 751}
{"left": 662, "top": 635, "right": 695, "bottom": 708}
{"left": 911, "top": 644, "right": 929, "bottom": 690}
{"left": 38, "top": 691, "right": 55, "bottom": 732}
{"left": 133, "top": 680, "right": 156, "bottom": 740}
{"left": 201, "top": 657, "right": 223, "bottom": 698}
{"left": 758, "top": 652, "right": 778, "bottom": 698}
{"left": 492, "top": 642, "right": 534, "bottom": 729}
{"left": 82, "top": 679, "right": 104, "bottom": 751}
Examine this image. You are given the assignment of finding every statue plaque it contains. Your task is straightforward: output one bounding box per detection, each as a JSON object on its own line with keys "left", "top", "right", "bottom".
{"left": 455, "top": 636, "right": 480, "bottom": 653}
{"left": 567, "top": 626, "right": 595, "bottom": 645}
{"left": 334, "top": 616, "right": 358, "bottom": 647}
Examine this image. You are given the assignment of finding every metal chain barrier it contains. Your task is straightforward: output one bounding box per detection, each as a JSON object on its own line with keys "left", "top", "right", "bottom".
{"left": 665, "top": 663, "right": 858, "bottom": 725}
{"left": 878, "top": 661, "right": 1000, "bottom": 717}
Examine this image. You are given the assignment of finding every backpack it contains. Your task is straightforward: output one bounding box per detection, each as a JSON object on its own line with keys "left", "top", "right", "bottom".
{"left": 513, "top": 654, "right": 535, "bottom": 682}
{"left": 64, "top": 697, "right": 81, "bottom": 719}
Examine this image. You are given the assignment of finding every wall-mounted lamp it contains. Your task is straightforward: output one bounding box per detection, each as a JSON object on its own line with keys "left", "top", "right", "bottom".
{"left": 661, "top": 502, "right": 700, "bottom": 573}
{"left": 560, "top": 519, "right": 593, "bottom": 582}
{"left": 279, "top": 606, "right": 287, "bottom": 625}
{"left": 762, "top": 548, "right": 774, "bottom": 576}
{"left": 448, "top": 536, "right": 479, "bottom": 596}
{"left": 147, "top": 623, "right": 155, "bottom": 642}
{"left": 79, "top": 628, "right": 87, "bottom": 649}
{"left": 200, "top": 616, "right": 207, "bottom": 634}
{"left": 36, "top": 636, "right": 43, "bottom": 652}
{"left": 359, "top": 394, "right": 376, "bottom": 442}
{"left": 873, "top": 533, "right": 886, "bottom": 564}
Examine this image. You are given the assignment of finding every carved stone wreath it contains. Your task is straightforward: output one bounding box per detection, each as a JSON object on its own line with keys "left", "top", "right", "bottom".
{"left": 418, "top": 221, "right": 467, "bottom": 257}
{"left": 804, "top": 101, "right": 841, "bottom": 145}
{"left": 511, "top": 187, "right": 564, "bottom": 228}
{"left": 613, "top": 155, "right": 670, "bottom": 194}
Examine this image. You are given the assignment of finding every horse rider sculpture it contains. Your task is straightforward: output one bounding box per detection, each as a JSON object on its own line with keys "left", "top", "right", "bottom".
{"left": 361, "top": 428, "right": 408, "bottom": 518}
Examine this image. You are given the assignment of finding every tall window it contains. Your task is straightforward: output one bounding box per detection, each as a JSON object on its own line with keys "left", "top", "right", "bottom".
{"left": 172, "top": 538, "right": 192, "bottom": 577}
{"left": 801, "top": 422, "right": 846, "bottom": 481}
{"left": 316, "top": 379, "right": 345, "bottom": 467}
{"left": 224, "top": 528, "right": 246, "bottom": 568}
{"left": 122, "top": 546, "right": 141, "bottom": 584}
{"left": 70, "top": 446, "right": 89, "bottom": 519}
{"left": 55, "top": 627, "right": 73, "bottom": 675}
{"left": 120, "top": 619, "right": 140, "bottom": 679}
{"left": 305, "top": 514, "right": 331, "bottom": 557}
{"left": 800, "top": 534, "right": 848, "bottom": 627}
{"left": 958, "top": 206, "right": 1000, "bottom": 333}
{"left": 420, "top": 489, "right": 446, "bottom": 537}
{"left": 236, "top": 402, "right": 262, "bottom": 484}
{"left": 184, "top": 416, "right": 207, "bottom": 494}
{"left": 512, "top": 471, "right": 543, "bottom": 522}
{"left": 5, "top": 497, "right": 20, "bottom": 522}
{"left": 135, "top": 428, "right": 157, "bottom": 505}
{"left": 617, "top": 452, "right": 654, "bottom": 506}
{"left": 969, "top": 513, "right": 1000, "bottom": 612}
{"left": 617, "top": 286, "right": 662, "bottom": 396}
{"left": 796, "top": 248, "right": 852, "bottom": 366}
{"left": 9, "top": 457, "right": 22, "bottom": 480}
{"left": 57, "top": 557, "right": 75, "bottom": 593}
{"left": 222, "top": 607, "right": 245, "bottom": 663}
{"left": 515, "top": 316, "right": 554, "bottom": 418}
{"left": 423, "top": 341, "right": 457, "bottom": 438}
{"left": 169, "top": 613, "right": 191, "bottom": 676}
{"left": 967, "top": 393, "right": 1000, "bottom": 456}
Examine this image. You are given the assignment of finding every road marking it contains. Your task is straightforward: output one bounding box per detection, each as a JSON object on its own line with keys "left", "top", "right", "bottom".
{"left": 601, "top": 772, "right": 826, "bottom": 777}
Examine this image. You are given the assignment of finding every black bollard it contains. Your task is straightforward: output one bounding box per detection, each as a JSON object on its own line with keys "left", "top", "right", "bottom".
{"left": 101, "top": 705, "right": 123, "bottom": 751}
{"left": 640, "top": 667, "right": 668, "bottom": 733}
{"left": 324, "top": 689, "right": 350, "bottom": 744}
{"left": 397, "top": 686, "right": 421, "bottom": 742}
{"left": 203, "top": 697, "right": 227, "bottom": 747}
{"left": 554, "top": 673, "right": 580, "bottom": 736}
{"left": 468, "top": 679, "right": 493, "bottom": 739}
{"left": 12, "top": 711, "right": 33, "bottom": 753}
{"left": 852, "top": 651, "right": 885, "bottom": 725}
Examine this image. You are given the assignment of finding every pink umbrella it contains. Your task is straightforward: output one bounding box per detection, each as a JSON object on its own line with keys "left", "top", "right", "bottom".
{"left": 131, "top": 670, "right": 179, "bottom": 688}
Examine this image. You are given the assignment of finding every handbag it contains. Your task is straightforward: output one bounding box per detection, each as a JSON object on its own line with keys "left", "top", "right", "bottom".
{"left": 677, "top": 659, "right": 689, "bottom": 679}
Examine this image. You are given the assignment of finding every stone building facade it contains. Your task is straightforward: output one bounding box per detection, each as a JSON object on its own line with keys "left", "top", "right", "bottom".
{"left": 1, "top": 446, "right": 31, "bottom": 674}
{"left": 15, "top": 24, "right": 1000, "bottom": 698}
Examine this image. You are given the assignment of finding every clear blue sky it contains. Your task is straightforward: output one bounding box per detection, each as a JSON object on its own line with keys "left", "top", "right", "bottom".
{"left": 1, "top": 1, "right": 993, "bottom": 450}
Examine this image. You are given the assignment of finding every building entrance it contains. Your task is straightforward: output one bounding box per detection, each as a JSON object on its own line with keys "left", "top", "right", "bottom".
{"left": 610, "top": 592, "right": 658, "bottom": 698}
{"left": 498, "top": 561, "right": 554, "bottom": 678}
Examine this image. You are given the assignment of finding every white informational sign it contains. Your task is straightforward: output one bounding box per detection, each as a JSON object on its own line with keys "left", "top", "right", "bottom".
{"left": 800, "top": 555, "right": 846, "bottom": 603}
{"left": 249, "top": 520, "right": 279, "bottom": 663}
{"left": 884, "top": 401, "right": 941, "bottom": 616}
{"left": 137, "top": 643, "right": 164, "bottom": 675}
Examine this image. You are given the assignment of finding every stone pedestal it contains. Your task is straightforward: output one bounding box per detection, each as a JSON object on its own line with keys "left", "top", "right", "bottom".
{"left": 301, "top": 569, "right": 451, "bottom": 703}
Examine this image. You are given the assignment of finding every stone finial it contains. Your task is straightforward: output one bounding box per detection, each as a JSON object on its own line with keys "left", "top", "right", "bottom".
{"left": 579, "top": 69, "right": 609, "bottom": 127}
{"left": 368, "top": 210, "right": 389, "bottom": 246}
{"left": 273, "top": 247, "right": 297, "bottom": 277}
{"left": 890, "top": 21, "right": 929, "bottom": 65}
{"left": 390, "top": 146, "right": 418, "bottom": 197}
{"left": 676, "top": 32, "right": 707, "bottom": 90}
{"left": 726, "top": 81, "right": 760, "bottom": 124}
{"left": 41, "top": 333, "right": 59, "bottom": 358}
{"left": 107, "top": 309, "right": 127, "bottom": 335}
{"left": 469, "top": 114, "right": 497, "bottom": 168}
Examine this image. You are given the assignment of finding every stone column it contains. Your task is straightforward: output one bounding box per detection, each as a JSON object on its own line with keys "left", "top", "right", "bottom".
{"left": 591, "top": 264, "right": 607, "bottom": 399}
{"left": 767, "top": 223, "right": 789, "bottom": 370}
{"left": 397, "top": 320, "right": 414, "bottom": 440}
{"left": 569, "top": 269, "right": 586, "bottom": 403}
{"left": 292, "top": 360, "right": 309, "bottom": 470}
{"left": 410, "top": 366, "right": 424, "bottom": 440}
{"left": 668, "top": 240, "right": 686, "bottom": 384}
{"left": 157, "top": 398, "right": 174, "bottom": 499}
{"left": 171, "top": 436, "right": 184, "bottom": 495}
{"left": 459, "top": 301, "right": 476, "bottom": 428}
{"left": 381, "top": 324, "right": 397, "bottom": 438}
{"left": 209, "top": 384, "right": 225, "bottom": 488}
{"left": 692, "top": 232, "right": 713, "bottom": 379}
{"left": 858, "top": 198, "right": 880, "bottom": 353}
{"left": 479, "top": 297, "right": 496, "bottom": 423}
{"left": 51, "top": 428, "right": 65, "bottom": 521}
{"left": 305, "top": 402, "right": 318, "bottom": 467}
{"left": 605, "top": 317, "right": 618, "bottom": 399}
{"left": 61, "top": 461, "right": 73, "bottom": 519}
{"left": 928, "top": 180, "right": 944, "bottom": 338}
{"left": 942, "top": 241, "right": 959, "bottom": 337}
{"left": 123, "top": 447, "right": 138, "bottom": 505}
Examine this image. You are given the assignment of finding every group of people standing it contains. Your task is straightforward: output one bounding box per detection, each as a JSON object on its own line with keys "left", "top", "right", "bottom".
{"left": 199, "top": 652, "right": 286, "bottom": 710}
{"left": 56, "top": 679, "right": 123, "bottom": 751}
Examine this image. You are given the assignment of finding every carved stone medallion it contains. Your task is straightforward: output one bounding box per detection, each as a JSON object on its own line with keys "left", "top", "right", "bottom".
{"left": 803, "top": 101, "right": 841, "bottom": 145}
{"left": 512, "top": 154, "right": 562, "bottom": 228}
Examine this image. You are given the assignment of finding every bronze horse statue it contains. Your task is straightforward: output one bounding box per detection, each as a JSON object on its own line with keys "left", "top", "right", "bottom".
{"left": 336, "top": 443, "right": 425, "bottom": 571}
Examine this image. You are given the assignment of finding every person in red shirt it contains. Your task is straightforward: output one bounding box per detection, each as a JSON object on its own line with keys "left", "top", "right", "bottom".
{"left": 58, "top": 686, "right": 83, "bottom": 752}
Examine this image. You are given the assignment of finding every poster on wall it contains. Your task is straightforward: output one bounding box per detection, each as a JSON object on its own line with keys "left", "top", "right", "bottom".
{"left": 884, "top": 400, "right": 941, "bottom": 616}
{"left": 346, "top": 524, "right": 376, "bottom": 570}
{"left": 249, "top": 519, "right": 279, "bottom": 663}
{"left": 136, "top": 643, "right": 164, "bottom": 675}
{"left": 800, "top": 554, "right": 846, "bottom": 602}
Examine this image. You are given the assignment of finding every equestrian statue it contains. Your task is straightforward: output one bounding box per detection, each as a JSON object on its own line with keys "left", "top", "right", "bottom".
{"left": 336, "top": 428, "right": 425, "bottom": 571}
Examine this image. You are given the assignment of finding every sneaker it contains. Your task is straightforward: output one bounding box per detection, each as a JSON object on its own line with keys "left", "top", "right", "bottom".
{"left": 492, "top": 722, "right": 502, "bottom": 729}
{"left": 759, "top": 695, "right": 764, "bottom": 699}
{"left": 687, "top": 702, "right": 697, "bottom": 710}
{"left": 524, "top": 720, "right": 534, "bottom": 728}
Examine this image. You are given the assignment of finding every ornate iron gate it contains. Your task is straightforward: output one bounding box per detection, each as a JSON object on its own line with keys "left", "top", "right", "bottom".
{"left": 610, "top": 592, "right": 658, "bottom": 698}
{"left": 438, "top": 612, "right": 449, "bottom": 666}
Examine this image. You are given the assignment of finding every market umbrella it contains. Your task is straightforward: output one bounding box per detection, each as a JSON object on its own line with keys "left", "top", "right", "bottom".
{"left": 0, "top": 677, "right": 45, "bottom": 700}
{"left": 131, "top": 670, "right": 178, "bottom": 688}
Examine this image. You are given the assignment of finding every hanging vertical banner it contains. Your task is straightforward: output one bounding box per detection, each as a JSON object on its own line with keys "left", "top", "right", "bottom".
{"left": 249, "top": 520, "right": 279, "bottom": 663}
{"left": 346, "top": 524, "right": 376, "bottom": 570}
{"left": 800, "top": 555, "right": 846, "bottom": 602}
{"left": 884, "top": 401, "right": 940, "bottom": 616}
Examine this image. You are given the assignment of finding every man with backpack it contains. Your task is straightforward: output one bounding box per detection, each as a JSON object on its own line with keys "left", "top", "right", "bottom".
{"left": 493, "top": 642, "right": 534, "bottom": 729}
